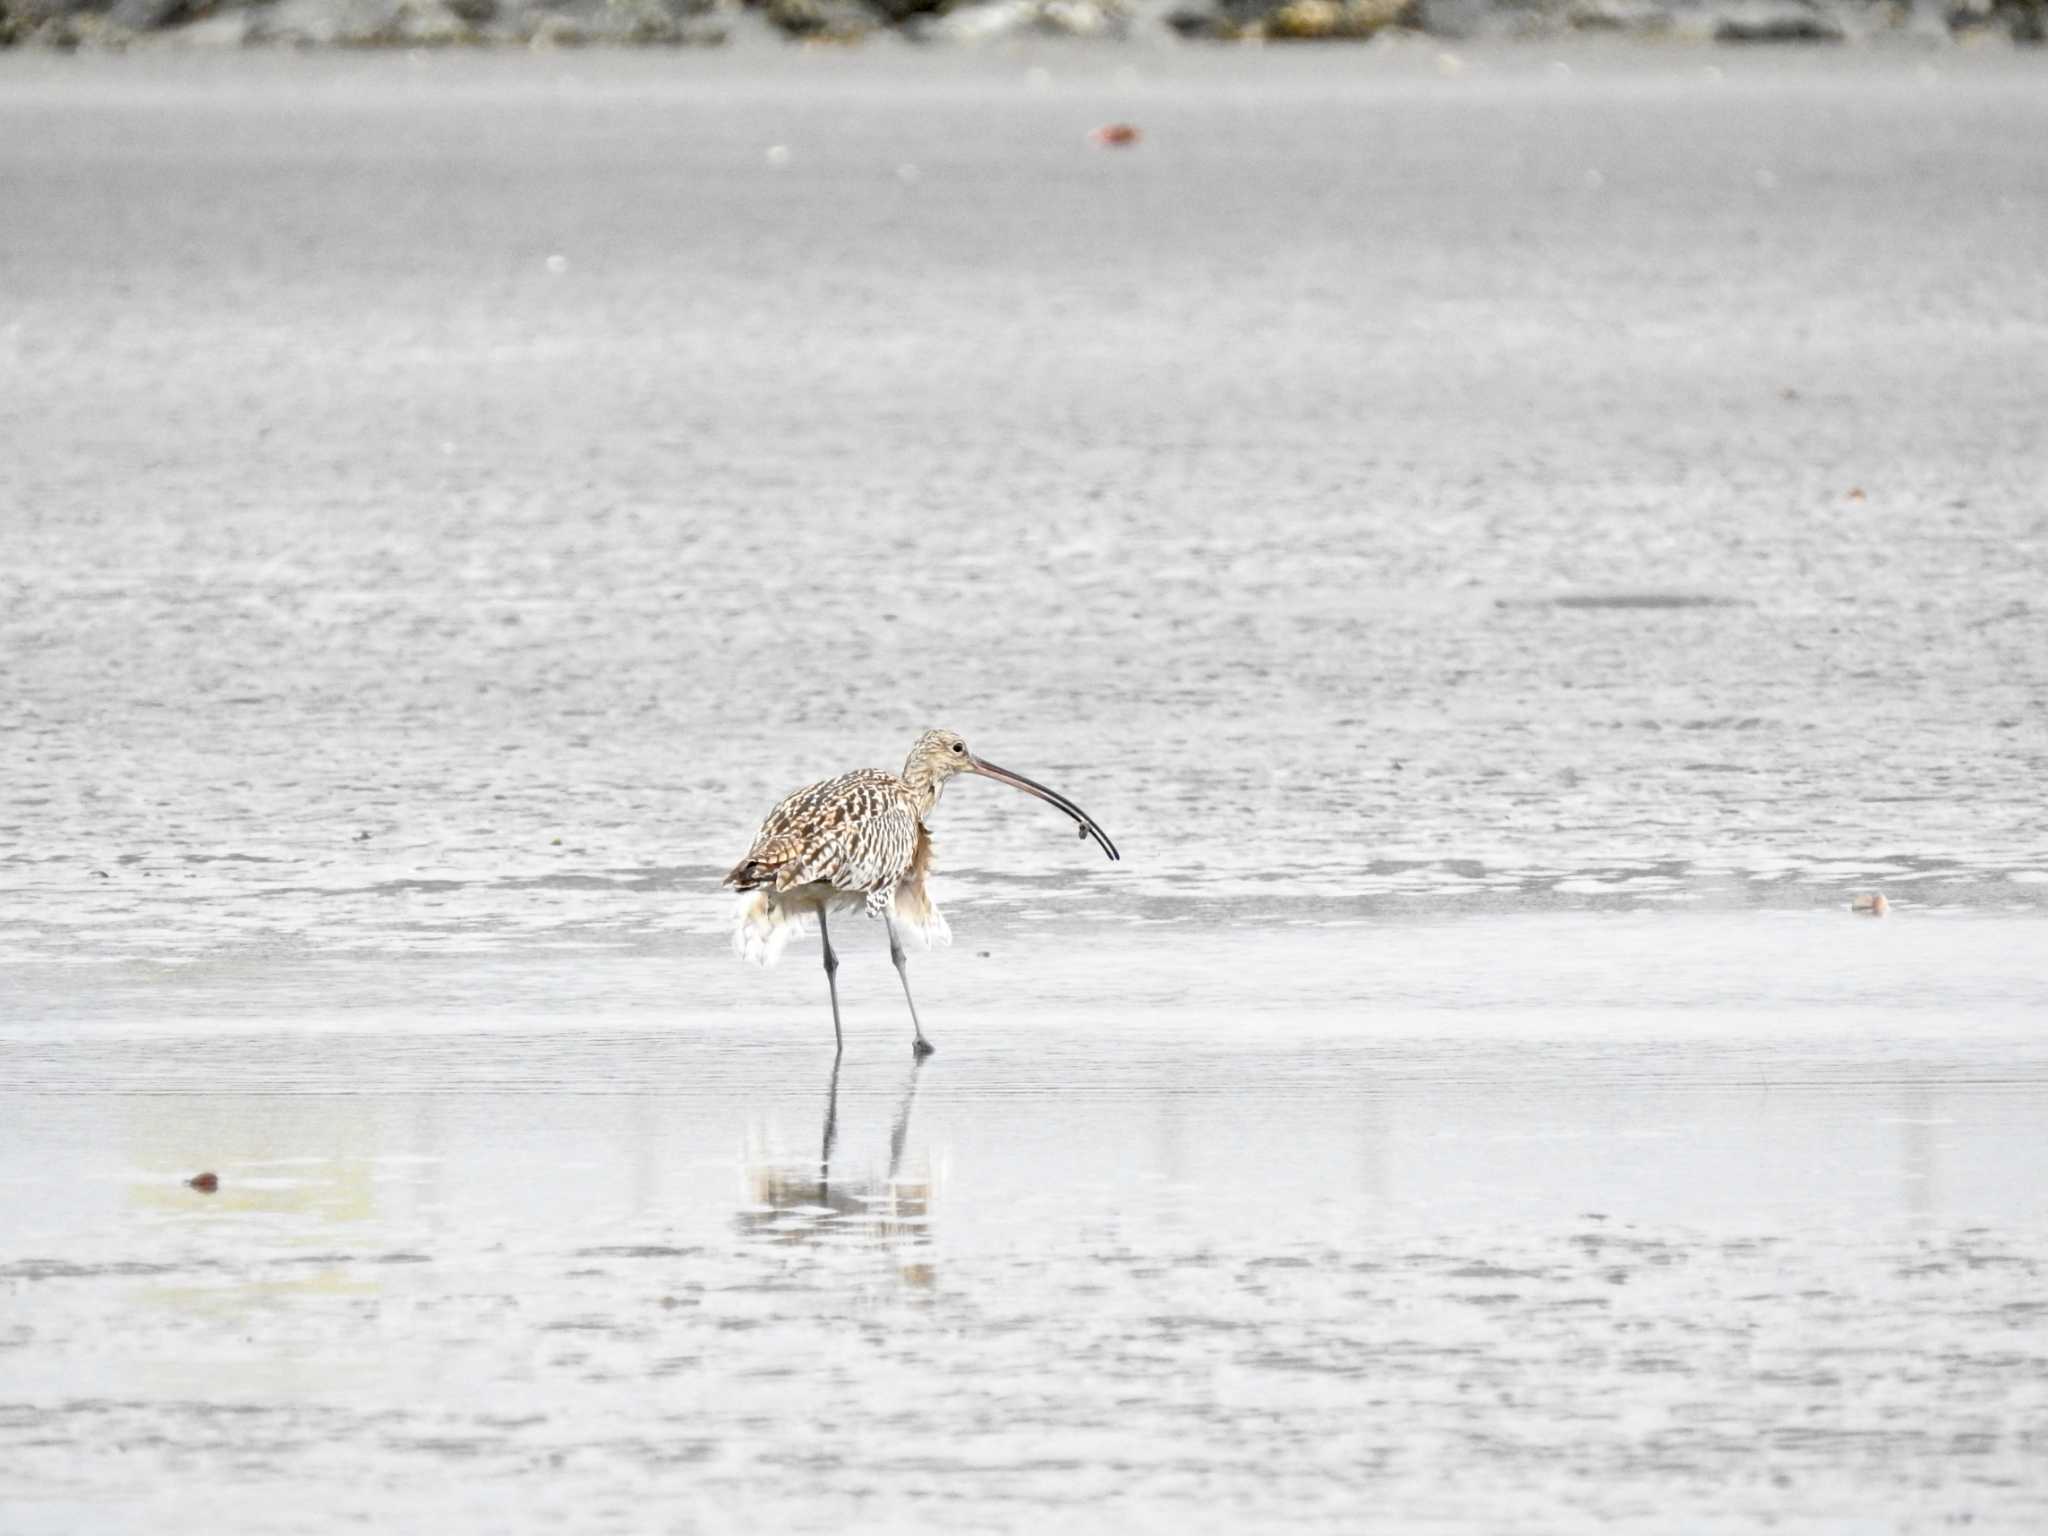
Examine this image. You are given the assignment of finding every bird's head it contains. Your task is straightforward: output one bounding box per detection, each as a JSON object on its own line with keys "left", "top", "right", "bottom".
{"left": 903, "top": 729, "right": 1118, "bottom": 861}
{"left": 905, "top": 728, "right": 975, "bottom": 786}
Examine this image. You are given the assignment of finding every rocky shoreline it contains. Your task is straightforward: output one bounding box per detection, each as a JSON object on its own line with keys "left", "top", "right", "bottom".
{"left": 2, "top": 0, "right": 2040, "bottom": 54}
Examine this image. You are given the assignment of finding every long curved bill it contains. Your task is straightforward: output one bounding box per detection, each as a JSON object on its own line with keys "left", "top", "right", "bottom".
{"left": 968, "top": 756, "right": 1120, "bottom": 862}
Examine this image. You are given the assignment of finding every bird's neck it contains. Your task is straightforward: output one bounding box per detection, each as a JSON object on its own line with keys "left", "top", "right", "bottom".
{"left": 901, "top": 762, "right": 944, "bottom": 816}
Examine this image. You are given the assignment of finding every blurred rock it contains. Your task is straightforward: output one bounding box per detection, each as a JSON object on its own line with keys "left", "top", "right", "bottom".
{"left": 24, "top": 9, "right": 137, "bottom": 43}
{"left": 243, "top": 0, "right": 362, "bottom": 41}
{"left": 916, "top": 0, "right": 1127, "bottom": 38}
{"left": 1267, "top": 0, "right": 1341, "bottom": 31}
{"left": 162, "top": 6, "right": 253, "bottom": 38}
{"left": 1162, "top": 0, "right": 1245, "bottom": 33}
{"left": 108, "top": 0, "right": 188, "bottom": 27}
{"left": 1566, "top": 0, "right": 1671, "bottom": 29}
{"left": 1909, "top": 0, "right": 2043, "bottom": 38}
{"left": 1404, "top": 0, "right": 1535, "bottom": 35}
{"left": 1044, "top": 0, "right": 1120, "bottom": 28}
{"left": 1268, "top": 0, "right": 1410, "bottom": 34}
{"left": 1167, "top": 0, "right": 1411, "bottom": 36}
{"left": 499, "top": 0, "right": 725, "bottom": 42}
{"left": 759, "top": 0, "right": 880, "bottom": 38}
{"left": 865, "top": 0, "right": 944, "bottom": 23}
{"left": 1162, "top": 0, "right": 1251, "bottom": 33}
{"left": 1708, "top": 0, "right": 1847, "bottom": 38}
{"left": 3, "top": 0, "right": 2039, "bottom": 48}
{"left": 0, "top": 0, "right": 139, "bottom": 49}
{"left": 392, "top": 0, "right": 474, "bottom": 37}
{"left": 245, "top": 0, "right": 478, "bottom": 42}
{"left": 910, "top": 0, "right": 1027, "bottom": 34}
{"left": 4, "top": 0, "right": 91, "bottom": 25}
{"left": 522, "top": 9, "right": 586, "bottom": 38}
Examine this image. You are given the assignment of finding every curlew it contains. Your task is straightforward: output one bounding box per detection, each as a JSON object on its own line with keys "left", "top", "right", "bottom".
{"left": 724, "top": 729, "right": 1119, "bottom": 1056}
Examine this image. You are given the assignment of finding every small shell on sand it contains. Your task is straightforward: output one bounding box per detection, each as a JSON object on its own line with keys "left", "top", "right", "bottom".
{"left": 188, "top": 1172, "right": 220, "bottom": 1193}
{"left": 1850, "top": 893, "right": 1888, "bottom": 917}
{"left": 1092, "top": 123, "right": 1141, "bottom": 148}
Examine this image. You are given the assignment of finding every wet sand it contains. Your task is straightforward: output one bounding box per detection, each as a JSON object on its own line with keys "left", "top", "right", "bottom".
{"left": 5, "top": 48, "right": 2047, "bottom": 914}
{"left": 7, "top": 917, "right": 2048, "bottom": 1531}
{"left": 5, "top": 44, "right": 2048, "bottom": 1534}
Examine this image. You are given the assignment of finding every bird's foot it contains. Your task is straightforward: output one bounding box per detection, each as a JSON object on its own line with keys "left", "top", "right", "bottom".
{"left": 912, "top": 1038, "right": 936, "bottom": 1059}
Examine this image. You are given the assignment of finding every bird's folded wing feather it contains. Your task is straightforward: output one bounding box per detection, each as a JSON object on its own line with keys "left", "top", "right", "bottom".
{"left": 739, "top": 770, "right": 918, "bottom": 894}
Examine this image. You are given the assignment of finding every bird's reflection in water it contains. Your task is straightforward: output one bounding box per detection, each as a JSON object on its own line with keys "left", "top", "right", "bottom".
{"left": 738, "top": 1056, "right": 933, "bottom": 1285}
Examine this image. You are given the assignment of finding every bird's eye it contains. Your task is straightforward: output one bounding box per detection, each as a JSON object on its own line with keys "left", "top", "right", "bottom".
{"left": 951, "top": 742, "right": 966, "bottom": 754}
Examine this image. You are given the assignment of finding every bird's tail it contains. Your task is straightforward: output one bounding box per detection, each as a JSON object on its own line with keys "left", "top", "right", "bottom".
{"left": 890, "top": 884, "right": 952, "bottom": 951}
{"left": 731, "top": 889, "right": 797, "bottom": 967}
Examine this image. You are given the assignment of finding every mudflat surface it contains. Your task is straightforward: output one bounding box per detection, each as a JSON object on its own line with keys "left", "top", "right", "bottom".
{"left": 3, "top": 46, "right": 2048, "bottom": 1534}
{"left": 7, "top": 954, "right": 2048, "bottom": 1533}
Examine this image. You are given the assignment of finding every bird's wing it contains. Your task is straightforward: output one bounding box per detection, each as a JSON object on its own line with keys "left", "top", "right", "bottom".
{"left": 726, "top": 770, "right": 919, "bottom": 895}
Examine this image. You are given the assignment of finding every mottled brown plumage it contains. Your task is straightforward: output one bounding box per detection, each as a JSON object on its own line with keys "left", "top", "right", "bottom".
{"left": 725, "top": 767, "right": 932, "bottom": 923}
{"left": 724, "top": 728, "right": 1119, "bottom": 1057}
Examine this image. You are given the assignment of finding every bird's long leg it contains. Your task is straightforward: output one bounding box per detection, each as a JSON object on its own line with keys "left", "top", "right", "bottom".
{"left": 818, "top": 907, "right": 843, "bottom": 1056}
{"left": 886, "top": 916, "right": 934, "bottom": 1058}
{"left": 819, "top": 1054, "right": 842, "bottom": 1205}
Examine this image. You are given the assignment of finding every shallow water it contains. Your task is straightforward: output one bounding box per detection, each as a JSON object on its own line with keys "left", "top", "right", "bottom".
{"left": 7, "top": 954, "right": 2048, "bottom": 1533}
{"left": 3, "top": 44, "right": 2048, "bottom": 1534}
{"left": 4, "top": 46, "right": 2047, "bottom": 956}
{"left": 7, "top": 924, "right": 2047, "bottom": 1533}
